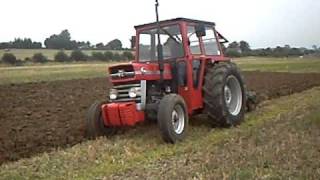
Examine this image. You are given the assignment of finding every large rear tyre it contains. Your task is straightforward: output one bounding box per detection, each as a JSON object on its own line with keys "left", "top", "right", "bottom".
{"left": 85, "top": 101, "right": 116, "bottom": 139}
{"left": 203, "top": 62, "right": 246, "bottom": 127}
{"left": 157, "top": 94, "right": 188, "bottom": 143}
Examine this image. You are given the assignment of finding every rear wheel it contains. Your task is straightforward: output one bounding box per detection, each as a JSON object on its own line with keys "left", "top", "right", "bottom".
{"left": 203, "top": 62, "right": 246, "bottom": 127}
{"left": 85, "top": 101, "right": 116, "bottom": 139}
{"left": 157, "top": 94, "right": 188, "bottom": 143}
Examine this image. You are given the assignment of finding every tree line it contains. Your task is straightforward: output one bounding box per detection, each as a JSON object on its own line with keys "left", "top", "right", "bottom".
{"left": 0, "top": 38, "right": 42, "bottom": 49}
{"left": 0, "top": 30, "right": 319, "bottom": 57}
{"left": 224, "top": 41, "right": 319, "bottom": 57}
{"left": 1, "top": 50, "right": 134, "bottom": 66}
{"left": 0, "top": 30, "right": 125, "bottom": 50}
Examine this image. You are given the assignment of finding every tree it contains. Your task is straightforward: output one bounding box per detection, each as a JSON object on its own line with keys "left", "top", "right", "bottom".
{"left": 91, "top": 52, "right": 106, "bottom": 61}
{"left": 0, "top": 38, "right": 42, "bottom": 49}
{"left": 105, "top": 39, "right": 122, "bottom": 50}
{"left": 0, "top": 42, "right": 10, "bottom": 49}
{"left": 44, "top": 30, "right": 78, "bottom": 50}
{"left": 288, "top": 48, "right": 303, "bottom": 56}
{"left": 54, "top": 51, "right": 70, "bottom": 62}
{"left": 226, "top": 41, "right": 241, "bottom": 56}
{"left": 239, "top": 41, "right": 251, "bottom": 55}
{"left": 95, "top": 43, "right": 104, "bottom": 49}
{"left": 122, "top": 51, "right": 134, "bottom": 60}
{"left": 228, "top": 41, "right": 240, "bottom": 49}
{"left": 32, "top": 42, "right": 42, "bottom": 49}
{"left": 1, "top": 53, "right": 17, "bottom": 64}
{"left": 283, "top": 44, "right": 291, "bottom": 56}
{"left": 70, "top": 50, "right": 87, "bottom": 61}
{"left": 225, "top": 49, "right": 241, "bottom": 57}
{"left": 104, "top": 51, "right": 113, "bottom": 60}
{"left": 220, "top": 43, "right": 227, "bottom": 53}
{"left": 260, "top": 48, "right": 273, "bottom": 56}
{"left": 32, "top": 53, "right": 48, "bottom": 63}
{"left": 112, "top": 52, "right": 122, "bottom": 61}
{"left": 60, "top": 30, "right": 71, "bottom": 40}
{"left": 77, "top": 41, "right": 91, "bottom": 49}
{"left": 312, "top": 45, "right": 318, "bottom": 50}
{"left": 273, "top": 46, "right": 285, "bottom": 57}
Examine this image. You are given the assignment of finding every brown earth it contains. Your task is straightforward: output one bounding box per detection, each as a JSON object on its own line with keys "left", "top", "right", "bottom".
{"left": 0, "top": 72, "right": 320, "bottom": 165}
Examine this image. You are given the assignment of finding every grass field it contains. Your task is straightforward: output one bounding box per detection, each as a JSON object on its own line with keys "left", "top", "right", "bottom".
{"left": 1, "top": 87, "right": 319, "bottom": 179}
{"left": 0, "top": 57, "right": 319, "bottom": 85}
{"left": 235, "top": 57, "right": 320, "bottom": 73}
{"left": 0, "top": 63, "right": 110, "bottom": 85}
{"left": 0, "top": 49, "right": 128, "bottom": 61}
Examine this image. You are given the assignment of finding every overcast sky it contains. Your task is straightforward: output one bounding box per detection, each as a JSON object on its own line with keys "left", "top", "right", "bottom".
{"left": 0, "top": 0, "right": 319, "bottom": 48}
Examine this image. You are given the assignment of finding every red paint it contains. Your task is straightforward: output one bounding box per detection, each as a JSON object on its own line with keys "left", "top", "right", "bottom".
{"left": 176, "top": 21, "right": 230, "bottom": 114}
{"left": 101, "top": 102, "right": 145, "bottom": 126}
{"left": 107, "top": 18, "right": 231, "bottom": 116}
{"left": 109, "top": 63, "right": 172, "bottom": 84}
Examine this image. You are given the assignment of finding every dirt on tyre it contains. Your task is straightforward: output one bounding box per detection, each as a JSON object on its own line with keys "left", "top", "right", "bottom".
{"left": 203, "top": 62, "right": 246, "bottom": 127}
{"left": 157, "top": 94, "right": 188, "bottom": 143}
{"left": 85, "top": 100, "right": 116, "bottom": 139}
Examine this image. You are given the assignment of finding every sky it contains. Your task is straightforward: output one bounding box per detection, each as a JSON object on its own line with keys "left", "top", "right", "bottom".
{"left": 0, "top": 0, "right": 319, "bottom": 49}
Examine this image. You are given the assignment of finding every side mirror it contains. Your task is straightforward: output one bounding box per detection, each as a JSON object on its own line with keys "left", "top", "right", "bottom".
{"left": 195, "top": 23, "right": 206, "bottom": 37}
{"left": 130, "top": 36, "right": 136, "bottom": 49}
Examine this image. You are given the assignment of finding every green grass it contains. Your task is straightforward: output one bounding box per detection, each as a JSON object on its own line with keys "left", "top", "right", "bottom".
{"left": 0, "top": 49, "right": 128, "bottom": 61}
{"left": 235, "top": 56, "right": 320, "bottom": 73}
{"left": 1, "top": 87, "right": 319, "bottom": 179}
{"left": 0, "top": 63, "right": 110, "bottom": 84}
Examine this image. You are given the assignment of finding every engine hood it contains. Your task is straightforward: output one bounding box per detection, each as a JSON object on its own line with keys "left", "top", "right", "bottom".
{"left": 109, "top": 62, "right": 172, "bottom": 84}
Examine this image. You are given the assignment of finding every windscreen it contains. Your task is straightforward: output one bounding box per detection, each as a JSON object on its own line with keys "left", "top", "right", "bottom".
{"left": 138, "top": 25, "right": 184, "bottom": 62}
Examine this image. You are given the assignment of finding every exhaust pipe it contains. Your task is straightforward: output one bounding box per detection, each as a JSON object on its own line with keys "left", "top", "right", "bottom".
{"left": 155, "top": 0, "right": 164, "bottom": 89}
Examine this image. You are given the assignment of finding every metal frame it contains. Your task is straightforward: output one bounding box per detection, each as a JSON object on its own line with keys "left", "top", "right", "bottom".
{"left": 139, "top": 80, "right": 147, "bottom": 110}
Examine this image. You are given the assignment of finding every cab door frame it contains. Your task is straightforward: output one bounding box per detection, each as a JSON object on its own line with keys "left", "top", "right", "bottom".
{"left": 177, "top": 22, "right": 207, "bottom": 114}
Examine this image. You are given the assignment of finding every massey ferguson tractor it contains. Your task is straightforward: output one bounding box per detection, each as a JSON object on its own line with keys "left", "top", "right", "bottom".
{"left": 85, "top": 16, "right": 250, "bottom": 143}
{"left": 85, "top": 1, "right": 252, "bottom": 143}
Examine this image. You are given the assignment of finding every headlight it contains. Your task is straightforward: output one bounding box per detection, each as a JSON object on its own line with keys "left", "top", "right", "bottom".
{"left": 109, "top": 89, "right": 118, "bottom": 100}
{"left": 128, "top": 87, "right": 141, "bottom": 98}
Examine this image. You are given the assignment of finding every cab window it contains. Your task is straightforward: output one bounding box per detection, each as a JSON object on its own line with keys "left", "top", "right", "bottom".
{"left": 187, "top": 26, "right": 201, "bottom": 54}
{"left": 203, "top": 27, "right": 220, "bottom": 55}
{"left": 138, "top": 25, "right": 184, "bottom": 61}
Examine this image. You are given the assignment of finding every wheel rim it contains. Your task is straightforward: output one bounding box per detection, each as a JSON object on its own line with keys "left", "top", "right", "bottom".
{"left": 171, "top": 104, "right": 185, "bottom": 134}
{"left": 224, "top": 75, "right": 242, "bottom": 116}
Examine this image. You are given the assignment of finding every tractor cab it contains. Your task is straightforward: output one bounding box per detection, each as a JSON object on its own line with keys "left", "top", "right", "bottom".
{"left": 86, "top": 18, "right": 247, "bottom": 144}
{"left": 134, "top": 18, "right": 229, "bottom": 63}
{"left": 109, "top": 18, "right": 230, "bottom": 113}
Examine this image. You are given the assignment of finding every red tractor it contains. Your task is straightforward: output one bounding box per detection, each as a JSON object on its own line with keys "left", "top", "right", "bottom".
{"left": 86, "top": 17, "right": 249, "bottom": 143}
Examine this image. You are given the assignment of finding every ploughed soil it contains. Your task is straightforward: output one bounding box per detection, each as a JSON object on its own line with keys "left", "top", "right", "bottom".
{"left": 1, "top": 72, "right": 320, "bottom": 164}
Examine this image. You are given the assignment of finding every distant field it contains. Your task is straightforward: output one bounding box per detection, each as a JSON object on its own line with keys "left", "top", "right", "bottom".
{"left": 235, "top": 57, "right": 320, "bottom": 73}
{"left": 0, "top": 49, "right": 129, "bottom": 60}
{"left": 0, "top": 63, "right": 112, "bottom": 85}
{"left": 0, "top": 57, "right": 319, "bottom": 85}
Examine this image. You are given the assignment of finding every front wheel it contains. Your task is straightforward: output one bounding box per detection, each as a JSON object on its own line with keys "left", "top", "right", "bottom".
{"left": 85, "top": 101, "right": 116, "bottom": 139}
{"left": 157, "top": 94, "right": 188, "bottom": 143}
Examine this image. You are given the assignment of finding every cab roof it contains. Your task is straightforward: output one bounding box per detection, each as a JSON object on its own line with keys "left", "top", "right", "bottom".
{"left": 134, "top": 17, "right": 216, "bottom": 29}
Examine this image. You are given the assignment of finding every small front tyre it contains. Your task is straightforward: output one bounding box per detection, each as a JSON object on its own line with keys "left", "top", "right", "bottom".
{"left": 157, "top": 94, "right": 188, "bottom": 143}
{"left": 85, "top": 101, "right": 116, "bottom": 139}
